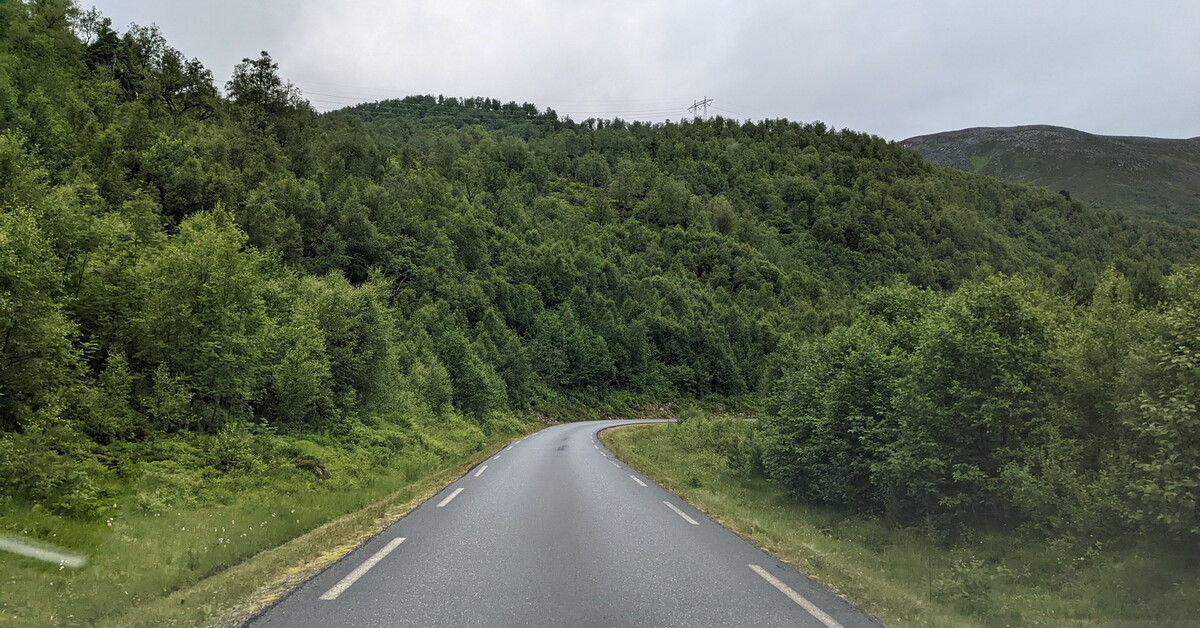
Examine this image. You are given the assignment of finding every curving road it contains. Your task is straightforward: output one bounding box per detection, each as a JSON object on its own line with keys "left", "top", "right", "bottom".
{"left": 250, "top": 420, "right": 882, "bottom": 627}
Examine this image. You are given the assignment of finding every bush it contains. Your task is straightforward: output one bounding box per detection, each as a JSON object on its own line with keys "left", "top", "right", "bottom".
{"left": 0, "top": 416, "right": 114, "bottom": 519}
{"left": 206, "top": 422, "right": 270, "bottom": 474}
{"left": 933, "top": 558, "right": 996, "bottom": 616}
{"left": 670, "top": 410, "right": 761, "bottom": 476}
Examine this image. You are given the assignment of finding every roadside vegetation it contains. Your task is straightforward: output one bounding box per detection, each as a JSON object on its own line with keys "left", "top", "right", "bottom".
{"left": 757, "top": 271, "right": 1200, "bottom": 548}
{"left": 2, "top": 2, "right": 1199, "bottom": 625}
{"left": 2, "top": 415, "right": 531, "bottom": 627}
{"left": 603, "top": 414, "right": 1199, "bottom": 627}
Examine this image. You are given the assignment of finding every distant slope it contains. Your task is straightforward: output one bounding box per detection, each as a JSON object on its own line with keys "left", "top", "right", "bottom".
{"left": 902, "top": 125, "right": 1200, "bottom": 228}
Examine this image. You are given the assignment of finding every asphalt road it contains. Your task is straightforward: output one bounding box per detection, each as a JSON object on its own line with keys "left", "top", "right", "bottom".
{"left": 250, "top": 420, "right": 883, "bottom": 628}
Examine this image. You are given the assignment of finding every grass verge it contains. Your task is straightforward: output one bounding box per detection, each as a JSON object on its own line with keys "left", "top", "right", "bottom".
{"left": 1, "top": 416, "right": 535, "bottom": 627}
{"left": 601, "top": 422, "right": 1200, "bottom": 628}
{"left": 104, "top": 435, "right": 514, "bottom": 627}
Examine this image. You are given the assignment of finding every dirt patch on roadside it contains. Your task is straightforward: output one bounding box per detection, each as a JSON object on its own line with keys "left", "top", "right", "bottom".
{"left": 527, "top": 409, "right": 561, "bottom": 425}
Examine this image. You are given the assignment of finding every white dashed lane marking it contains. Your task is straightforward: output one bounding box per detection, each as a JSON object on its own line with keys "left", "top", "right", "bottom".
{"left": 749, "top": 564, "right": 845, "bottom": 628}
{"left": 436, "top": 488, "right": 464, "bottom": 508}
{"left": 663, "top": 501, "right": 699, "bottom": 525}
{"left": 319, "top": 538, "right": 406, "bottom": 601}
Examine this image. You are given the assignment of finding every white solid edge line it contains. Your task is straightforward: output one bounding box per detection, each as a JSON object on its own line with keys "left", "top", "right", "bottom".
{"left": 436, "top": 487, "right": 464, "bottom": 507}
{"left": 663, "top": 501, "right": 699, "bottom": 525}
{"left": 629, "top": 475, "right": 647, "bottom": 487}
{"left": 749, "top": 564, "right": 846, "bottom": 628}
{"left": 473, "top": 465, "right": 488, "bottom": 477}
{"left": 319, "top": 537, "right": 406, "bottom": 600}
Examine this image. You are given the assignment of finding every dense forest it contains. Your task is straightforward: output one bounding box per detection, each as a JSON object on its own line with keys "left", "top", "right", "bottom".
{"left": 759, "top": 271, "right": 1200, "bottom": 542}
{"left": 2, "top": 2, "right": 1198, "bottom": 618}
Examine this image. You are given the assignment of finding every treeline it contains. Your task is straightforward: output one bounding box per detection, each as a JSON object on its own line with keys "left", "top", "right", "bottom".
{"left": 759, "top": 271, "right": 1200, "bottom": 546}
{"left": 1, "top": 0, "right": 1198, "bottom": 532}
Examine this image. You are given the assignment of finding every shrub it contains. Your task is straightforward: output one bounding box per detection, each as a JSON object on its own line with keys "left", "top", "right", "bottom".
{"left": 206, "top": 422, "right": 269, "bottom": 474}
{"left": 0, "top": 415, "right": 113, "bottom": 519}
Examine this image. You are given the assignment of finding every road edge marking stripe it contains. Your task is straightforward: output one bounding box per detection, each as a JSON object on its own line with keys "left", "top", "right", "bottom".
{"left": 473, "top": 465, "right": 488, "bottom": 477}
{"left": 319, "top": 537, "right": 406, "bottom": 600}
{"left": 629, "top": 475, "right": 647, "bottom": 487}
{"left": 749, "top": 564, "right": 846, "bottom": 628}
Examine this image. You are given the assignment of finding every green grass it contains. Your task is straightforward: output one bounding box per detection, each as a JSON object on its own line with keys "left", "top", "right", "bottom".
{"left": 601, "top": 422, "right": 1200, "bottom": 628}
{"left": 968, "top": 152, "right": 993, "bottom": 172}
{"left": 0, "top": 415, "right": 534, "bottom": 627}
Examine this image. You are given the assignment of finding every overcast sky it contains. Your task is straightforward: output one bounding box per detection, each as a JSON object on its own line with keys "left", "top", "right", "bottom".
{"left": 86, "top": 0, "right": 1200, "bottom": 141}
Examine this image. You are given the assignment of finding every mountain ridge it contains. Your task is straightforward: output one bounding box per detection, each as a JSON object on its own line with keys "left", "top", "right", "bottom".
{"left": 902, "top": 124, "right": 1200, "bottom": 227}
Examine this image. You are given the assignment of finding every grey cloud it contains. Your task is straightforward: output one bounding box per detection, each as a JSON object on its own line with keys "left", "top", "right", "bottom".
{"left": 88, "top": 0, "right": 1200, "bottom": 140}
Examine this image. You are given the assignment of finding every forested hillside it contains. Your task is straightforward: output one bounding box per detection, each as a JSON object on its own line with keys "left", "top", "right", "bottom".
{"left": 2, "top": 2, "right": 1199, "bottom": 624}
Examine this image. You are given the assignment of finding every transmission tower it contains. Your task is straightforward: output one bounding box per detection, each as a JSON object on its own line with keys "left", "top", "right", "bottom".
{"left": 688, "top": 97, "right": 713, "bottom": 120}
